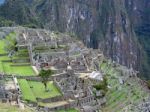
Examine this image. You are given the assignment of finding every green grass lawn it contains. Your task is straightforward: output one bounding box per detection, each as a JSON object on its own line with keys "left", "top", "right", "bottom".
{"left": 0, "top": 40, "right": 9, "bottom": 72}
{"left": 12, "top": 65, "right": 35, "bottom": 76}
{"left": 0, "top": 61, "right": 35, "bottom": 76}
{"left": 18, "top": 79, "right": 37, "bottom": 102}
{"left": 28, "top": 81, "right": 61, "bottom": 99}
{"left": 0, "top": 40, "right": 6, "bottom": 54}
{"left": 0, "top": 56, "right": 35, "bottom": 76}
{"left": 18, "top": 80, "right": 61, "bottom": 103}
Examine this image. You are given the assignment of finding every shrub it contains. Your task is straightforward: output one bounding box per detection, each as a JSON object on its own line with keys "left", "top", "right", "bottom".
{"left": 93, "top": 76, "right": 108, "bottom": 96}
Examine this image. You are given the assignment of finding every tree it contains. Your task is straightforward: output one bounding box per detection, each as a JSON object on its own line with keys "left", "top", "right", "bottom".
{"left": 0, "top": 17, "right": 15, "bottom": 27}
{"left": 39, "top": 69, "right": 54, "bottom": 92}
{"left": 93, "top": 76, "right": 108, "bottom": 96}
{"left": 4, "top": 32, "right": 17, "bottom": 59}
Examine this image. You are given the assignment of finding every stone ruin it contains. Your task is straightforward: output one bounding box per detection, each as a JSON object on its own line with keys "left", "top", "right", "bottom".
{"left": 0, "top": 75, "right": 21, "bottom": 106}
{"left": 52, "top": 65, "right": 106, "bottom": 111}
{"left": 16, "top": 28, "right": 90, "bottom": 73}
{"left": 14, "top": 28, "right": 107, "bottom": 111}
{"left": 0, "top": 27, "right": 107, "bottom": 111}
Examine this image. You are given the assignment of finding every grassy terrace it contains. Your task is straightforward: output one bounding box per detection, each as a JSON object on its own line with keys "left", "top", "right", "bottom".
{"left": 0, "top": 37, "right": 35, "bottom": 76}
{"left": 100, "top": 61, "right": 149, "bottom": 112}
{"left": 0, "top": 32, "right": 63, "bottom": 112}
{"left": 18, "top": 79, "right": 61, "bottom": 101}
{"left": 18, "top": 79, "right": 37, "bottom": 102}
{"left": 0, "top": 39, "right": 6, "bottom": 54}
{"left": 28, "top": 81, "right": 61, "bottom": 99}
{"left": 1, "top": 62, "right": 35, "bottom": 76}
{"left": 0, "top": 102, "right": 33, "bottom": 112}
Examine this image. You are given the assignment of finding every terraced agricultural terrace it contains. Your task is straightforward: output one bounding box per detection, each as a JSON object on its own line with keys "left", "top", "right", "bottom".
{"left": 18, "top": 79, "right": 61, "bottom": 102}
{"left": 0, "top": 102, "right": 34, "bottom": 112}
{"left": 0, "top": 27, "right": 149, "bottom": 112}
{"left": 100, "top": 60, "right": 149, "bottom": 112}
{"left": 0, "top": 33, "right": 35, "bottom": 76}
{"left": 0, "top": 28, "right": 64, "bottom": 111}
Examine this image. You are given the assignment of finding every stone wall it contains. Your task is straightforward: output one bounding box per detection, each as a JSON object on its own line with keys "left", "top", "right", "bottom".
{"left": 37, "top": 96, "right": 66, "bottom": 103}
{"left": 12, "top": 58, "right": 30, "bottom": 63}
{"left": 44, "top": 101, "right": 78, "bottom": 111}
{"left": 0, "top": 53, "right": 7, "bottom": 56}
{"left": 78, "top": 96, "right": 96, "bottom": 107}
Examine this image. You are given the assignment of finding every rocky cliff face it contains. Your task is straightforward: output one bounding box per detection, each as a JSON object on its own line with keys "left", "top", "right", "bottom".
{"left": 125, "top": 0, "right": 150, "bottom": 78}
{"left": 0, "top": 0, "right": 149, "bottom": 79}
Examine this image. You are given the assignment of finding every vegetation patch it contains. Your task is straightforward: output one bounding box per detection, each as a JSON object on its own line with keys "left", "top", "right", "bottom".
{"left": 0, "top": 40, "right": 7, "bottom": 54}
{"left": 18, "top": 79, "right": 37, "bottom": 102}
{"left": 0, "top": 33, "right": 35, "bottom": 76}
{"left": 100, "top": 60, "right": 149, "bottom": 112}
{"left": 28, "top": 81, "right": 61, "bottom": 99}
{"left": 93, "top": 76, "right": 108, "bottom": 96}
{"left": 0, "top": 61, "right": 35, "bottom": 76}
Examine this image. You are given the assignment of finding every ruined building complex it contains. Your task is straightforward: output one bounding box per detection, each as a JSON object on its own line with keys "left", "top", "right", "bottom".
{"left": 0, "top": 27, "right": 149, "bottom": 112}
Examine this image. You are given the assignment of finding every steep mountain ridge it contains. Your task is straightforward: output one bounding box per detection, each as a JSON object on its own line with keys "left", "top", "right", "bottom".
{"left": 0, "top": 0, "right": 149, "bottom": 79}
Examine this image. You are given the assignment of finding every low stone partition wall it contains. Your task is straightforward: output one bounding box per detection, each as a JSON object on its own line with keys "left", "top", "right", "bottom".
{"left": 26, "top": 77, "right": 53, "bottom": 82}
{"left": 23, "top": 100, "right": 38, "bottom": 107}
{"left": 52, "top": 73, "right": 68, "bottom": 79}
{"left": 78, "top": 95, "right": 96, "bottom": 106}
{"left": 1, "top": 60, "right": 12, "bottom": 62}
{"left": 16, "top": 76, "right": 42, "bottom": 81}
{"left": 37, "top": 92, "right": 75, "bottom": 103}
{"left": 12, "top": 58, "right": 30, "bottom": 63}
{"left": 1, "top": 98, "right": 7, "bottom": 103}
{"left": 42, "top": 100, "right": 78, "bottom": 111}
{"left": 73, "top": 67, "right": 87, "bottom": 72}
{"left": 3, "top": 75, "right": 13, "bottom": 78}
{"left": 53, "top": 69, "right": 65, "bottom": 74}
{"left": 11, "top": 64, "right": 31, "bottom": 66}
{"left": 0, "top": 53, "right": 8, "bottom": 56}
{"left": 53, "top": 81, "right": 62, "bottom": 91}
{"left": 75, "top": 71, "right": 92, "bottom": 73}
{"left": 63, "top": 92, "right": 75, "bottom": 99}
{"left": 18, "top": 46, "right": 28, "bottom": 49}
{"left": 37, "top": 96, "right": 65, "bottom": 103}
{"left": 2, "top": 75, "right": 41, "bottom": 81}
{"left": 2, "top": 74, "right": 53, "bottom": 82}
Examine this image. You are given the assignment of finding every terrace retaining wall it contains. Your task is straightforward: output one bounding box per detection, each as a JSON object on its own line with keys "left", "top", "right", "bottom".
{"left": 1, "top": 60, "right": 12, "bottom": 62}
{"left": 10, "top": 64, "right": 31, "bottom": 66}
{"left": 43, "top": 101, "right": 78, "bottom": 111}
{"left": 37, "top": 96, "right": 65, "bottom": 103}
{"left": 12, "top": 58, "right": 30, "bottom": 63}
{"left": 0, "top": 53, "right": 8, "bottom": 56}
